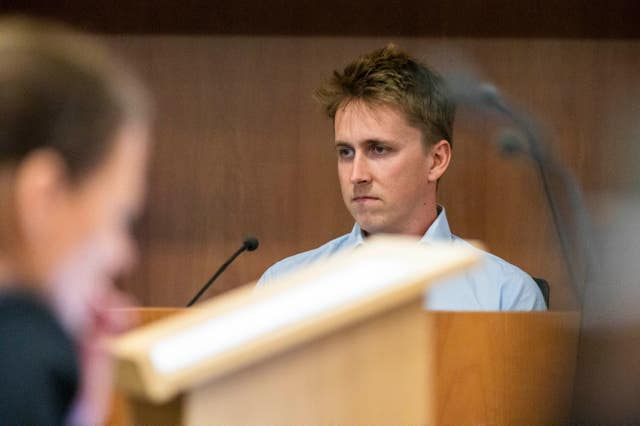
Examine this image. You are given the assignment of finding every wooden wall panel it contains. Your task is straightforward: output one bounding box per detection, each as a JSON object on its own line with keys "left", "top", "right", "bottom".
{"left": 105, "top": 36, "right": 640, "bottom": 310}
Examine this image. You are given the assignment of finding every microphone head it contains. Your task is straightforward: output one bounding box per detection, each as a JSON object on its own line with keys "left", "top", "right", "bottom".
{"left": 446, "top": 74, "right": 503, "bottom": 108}
{"left": 497, "top": 129, "right": 525, "bottom": 156}
{"left": 243, "top": 236, "right": 259, "bottom": 251}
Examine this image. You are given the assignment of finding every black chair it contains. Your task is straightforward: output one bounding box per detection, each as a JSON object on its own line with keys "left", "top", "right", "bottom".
{"left": 532, "top": 277, "right": 550, "bottom": 308}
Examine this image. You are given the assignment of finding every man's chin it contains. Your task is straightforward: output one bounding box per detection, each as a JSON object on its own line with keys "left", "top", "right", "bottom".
{"left": 350, "top": 208, "right": 391, "bottom": 233}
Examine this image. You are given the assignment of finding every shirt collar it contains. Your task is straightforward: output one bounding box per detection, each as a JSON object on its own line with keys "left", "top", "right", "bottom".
{"left": 348, "top": 205, "right": 453, "bottom": 247}
{"left": 421, "top": 205, "right": 454, "bottom": 243}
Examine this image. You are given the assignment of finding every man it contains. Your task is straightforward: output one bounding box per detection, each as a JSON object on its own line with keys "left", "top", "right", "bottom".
{"left": 0, "top": 18, "right": 151, "bottom": 424}
{"left": 259, "top": 44, "right": 545, "bottom": 311}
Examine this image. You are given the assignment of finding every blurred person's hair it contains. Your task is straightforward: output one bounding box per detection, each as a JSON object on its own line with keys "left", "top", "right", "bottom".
{"left": 0, "top": 17, "right": 151, "bottom": 181}
{"left": 314, "top": 43, "right": 455, "bottom": 148}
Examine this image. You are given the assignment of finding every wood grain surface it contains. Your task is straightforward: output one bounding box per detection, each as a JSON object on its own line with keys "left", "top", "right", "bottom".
{"left": 429, "top": 311, "right": 580, "bottom": 424}
{"left": 108, "top": 309, "right": 580, "bottom": 424}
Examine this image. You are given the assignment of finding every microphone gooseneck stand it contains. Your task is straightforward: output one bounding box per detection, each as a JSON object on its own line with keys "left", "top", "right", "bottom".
{"left": 457, "top": 83, "right": 594, "bottom": 306}
{"left": 187, "top": 237, "right": 259, "bottom": 307}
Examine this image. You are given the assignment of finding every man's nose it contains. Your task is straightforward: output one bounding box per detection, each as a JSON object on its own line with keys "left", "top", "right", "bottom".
{"left": 350, "top": 153, "right": 372, "bottom": 184}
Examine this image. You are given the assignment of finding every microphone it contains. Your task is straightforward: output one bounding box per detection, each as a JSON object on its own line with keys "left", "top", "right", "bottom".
{"left": 186, "top": 237, "right": 259, "bottom": 307}
{"left": 447, "top": 77, "right": 537, "bottom": 157}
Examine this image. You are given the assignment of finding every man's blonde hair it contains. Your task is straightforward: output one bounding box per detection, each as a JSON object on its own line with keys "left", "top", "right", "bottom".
{"left": 315, "top": 44, "right": 455, "bottom": 147}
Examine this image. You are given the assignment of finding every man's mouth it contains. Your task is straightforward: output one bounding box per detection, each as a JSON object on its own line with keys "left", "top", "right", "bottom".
{"left": 352, "top": 196, "right": 380, "bottom": 202}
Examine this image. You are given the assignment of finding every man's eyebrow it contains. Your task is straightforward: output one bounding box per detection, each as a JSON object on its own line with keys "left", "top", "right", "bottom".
{"left": 335, "top": 138, "right": 393, "bottom": 146}
{"left": 364, "top": 138, "right": 393, "bottom": 145}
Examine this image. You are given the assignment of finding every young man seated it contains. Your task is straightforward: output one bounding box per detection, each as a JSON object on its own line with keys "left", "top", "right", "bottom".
{"left": 259, "top": 44, "right": 545, "bottom": 311}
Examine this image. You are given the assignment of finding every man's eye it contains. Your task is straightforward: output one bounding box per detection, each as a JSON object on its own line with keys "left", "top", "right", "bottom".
{"left": 372, "top": 145, "right": 388, "bottom": 154}
{"left": 337, "top": 147, "right": 354, "bottom": 158}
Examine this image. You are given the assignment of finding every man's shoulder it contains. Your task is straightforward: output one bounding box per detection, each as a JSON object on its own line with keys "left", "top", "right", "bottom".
{"left": 0, "top": 291, "right": 61, "bottom": 333}
{"left": 258, "top": 233, "right": 354, "bottom": 285}
{"left": 0, "top": 291, "right": 77, "bottom": 363}
{"left": 0, "top": 291, "right": 79, "bottom": 425}
{"left": 449, "top": 236, "right": 546, "bottom": 311}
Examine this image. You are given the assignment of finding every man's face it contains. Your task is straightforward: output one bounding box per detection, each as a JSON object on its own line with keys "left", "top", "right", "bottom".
{"left": 334, "top": 101, "right": 438, "bottom": 236}
{"left": 43, "top": 124, "right": 149, "bottom": 334}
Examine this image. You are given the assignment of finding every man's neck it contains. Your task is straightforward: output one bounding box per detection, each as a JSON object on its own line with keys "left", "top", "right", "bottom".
{"left": 361, "top": 206, "right": 439, "bottom": 239}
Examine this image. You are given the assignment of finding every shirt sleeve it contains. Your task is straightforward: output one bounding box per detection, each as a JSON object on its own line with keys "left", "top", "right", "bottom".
{"left": 256, "top": 266, "right": 274, "bottom": 286}
{"left": 500, "top": 271, "right": 547, "bottom": 311}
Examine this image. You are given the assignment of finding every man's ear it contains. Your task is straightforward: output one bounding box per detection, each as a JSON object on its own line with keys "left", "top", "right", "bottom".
{"left": 427, "top": 139, "right": 452, "bottom": 182}
{"left": 14, "top": 149, "right": 68, "bottom": 244}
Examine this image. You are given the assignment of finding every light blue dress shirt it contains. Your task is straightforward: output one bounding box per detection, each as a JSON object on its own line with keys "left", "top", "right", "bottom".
{"left": 258, "top": 207, "right": 546, "bottom": 311}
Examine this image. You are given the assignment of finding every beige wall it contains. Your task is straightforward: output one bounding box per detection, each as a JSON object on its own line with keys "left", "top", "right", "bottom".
{"left": 107, "top": 36, "right": 640, "bottom": 310}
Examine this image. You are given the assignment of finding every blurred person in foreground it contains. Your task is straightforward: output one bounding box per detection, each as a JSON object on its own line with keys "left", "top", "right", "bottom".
{"left": 0, "top": 18, "right": 151, "bottom": 424}
{"left": 259, "top": 45, "right": 544, "bottom": 311}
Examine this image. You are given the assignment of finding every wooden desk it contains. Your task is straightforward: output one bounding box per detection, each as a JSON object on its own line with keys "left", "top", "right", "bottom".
{"left": 108, "top": 308, "right": 579, "bottom": 424}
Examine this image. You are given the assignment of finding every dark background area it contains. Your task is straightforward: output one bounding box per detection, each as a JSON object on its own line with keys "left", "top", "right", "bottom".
{"left": 2, "top": 0, "right": 640, "bottom": 37}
